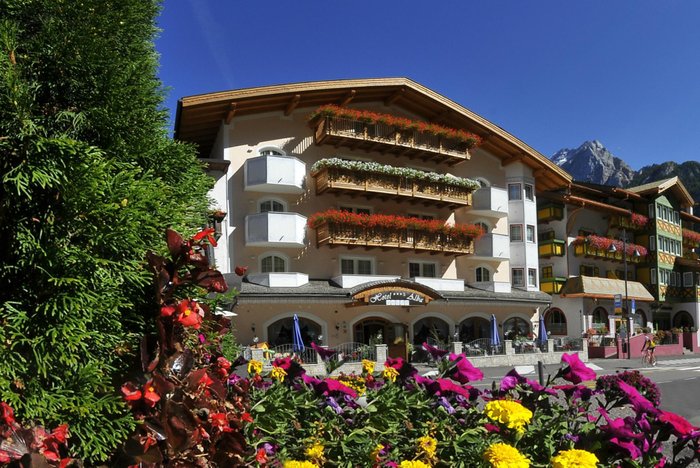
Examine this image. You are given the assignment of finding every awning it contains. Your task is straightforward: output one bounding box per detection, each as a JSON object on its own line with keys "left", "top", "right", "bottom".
{"left": 559, "top": 276, "right": 654, "bottom": 301}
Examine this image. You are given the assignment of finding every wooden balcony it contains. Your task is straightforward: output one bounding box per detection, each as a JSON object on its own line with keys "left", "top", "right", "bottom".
{"left": 313, "top": 116, "right": 471, "bottom": 165}
{"left": 537, "top": 204, "right": 564, "bottom": 223}
{"left": 609, "top": 215, "right": 648, "bottom": 232}
{"left": 540, "top": 277, "right": 567, "bottom": 294}
{"left": 573, "top": 244, "right": 643, "bottom": 263}
{"left": 312, "top": 166, "right": 472, "bottom": 208}
{"left": 314, "top": 222, "right": 474, "bottom": 255}
{"left": 538, "top": 239, "right": 566, "bottom": 258}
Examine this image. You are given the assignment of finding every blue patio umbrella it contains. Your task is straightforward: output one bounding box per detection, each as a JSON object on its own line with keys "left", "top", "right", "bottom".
{"left": 538, "top": 313, "right": 549, "bottom": 346}
{"left": 292, "top": 314, "right": 305, "bottom": 353}
{"left": 489, "top": 314, "right": 501, "bottom": 347}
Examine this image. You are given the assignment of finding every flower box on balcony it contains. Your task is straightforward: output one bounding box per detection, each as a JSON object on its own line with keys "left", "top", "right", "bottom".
{"left": 311, "top": 159, "right": 477, "bottom": 207}
{"left": 683, "top": 228, "right": 700, "bottom": 247}
{"left": 609, "top": 214, "right": 649, "bottom": 231}
{"left": 572, "top": 235, "right": 647, "bottom": 263}
{"left": 309, "top": 210, "right": 482, "bottom": 255}
{"left": 309, "top": 105, "right": 482, "bottom": 165}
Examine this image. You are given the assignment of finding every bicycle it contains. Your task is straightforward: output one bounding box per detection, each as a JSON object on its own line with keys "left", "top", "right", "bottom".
{"left": 641, "top": 348, "right": 657, "bottom": 367}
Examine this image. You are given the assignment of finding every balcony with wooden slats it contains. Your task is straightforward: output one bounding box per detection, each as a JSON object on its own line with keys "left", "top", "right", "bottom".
{"left": 313, "top": 222, "right": 474, "bottom": 256}
{"left": 312, "top": 166, "right": 473, "bottom": 208}
{"left": 312, "top": 116, "right": 471, "bottom": 165}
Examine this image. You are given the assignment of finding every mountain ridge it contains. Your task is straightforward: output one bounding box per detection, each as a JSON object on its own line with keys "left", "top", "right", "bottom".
{"left": 550, "top": 140, "right": 700, "bottom": 203}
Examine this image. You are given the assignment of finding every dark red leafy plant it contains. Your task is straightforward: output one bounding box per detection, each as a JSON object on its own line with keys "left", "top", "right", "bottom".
{"left": 117, "top": 229, "right": 250, "bottom": 466}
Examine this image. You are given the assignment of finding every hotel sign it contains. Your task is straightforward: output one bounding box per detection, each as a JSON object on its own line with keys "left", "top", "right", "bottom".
{"left": 350, "top": 284, "right": 436, "bottom": 307}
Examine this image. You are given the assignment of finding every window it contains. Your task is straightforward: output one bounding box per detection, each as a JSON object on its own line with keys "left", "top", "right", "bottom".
{"left": 508, "top": 183, "right": 522, "bottom": 201}
{"left": 649, "top": 235, "right": 656, "bottom": 251}
{"left": 476, "top": 266, "right": 490, "bottom": 282}
{"left": 528, "top": 268, "right": 537, "bottom": 287}
{"left": 409, "top": 261, "right": 437, "bottom": 278}
{"left": 526, "top": 225, "right": 535, "bottom": 242}
{"left": 260, "top": 254, "right": 287, "bottom": 273}
{"left": 341, "top": 257, "right": 374, "bottom": 275}
{"left": 650, "top": 268, "right": 657, "bottom": 285}
{"left": 340, "top": 205, "right": 372, "bottom": 215}
{"left": 510, "top": 224, "right": 523, "bottom": 242}
{"left": 259, "top": 199, "right": 285, "bottom": 212}
{"left": 541, "top": 266, "right": 553, "bottom": 279}
{"left": 503, "top": 317, "right": 530, "bottom": 340}
{"left": 512, "top": 268, "right": 524, "bottom": 287}
{"left": 580, "top": 264, "right": 599, "bottom": 277}
{"left": 524, "top": 184, "right": 534, "bottom": 201}
{"left": 545, "top": 309, "right": 567, "bottom": 335}
{"left": 684, "top": 272, "right": 694, "bottom": 287}
{"left": 648, "top": 203, "right": 655, "bottom": 219}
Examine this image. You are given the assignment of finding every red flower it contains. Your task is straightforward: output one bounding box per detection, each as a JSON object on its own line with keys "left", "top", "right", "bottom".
{"left": 0, "top": 402, "right": 15, "bottom": 425}
{"left": 120, "top": 382, "right": 142, "bottom": 402}
{"left": 256, "top": 447, "right": 268, "bottom": 463}
{"left": 240, "top": 412, "right": 254, "bottom": 423}
{"left": 234, "top": 265, "right": 248, "bottom": 276}
{"left": 176, "top": 299, "right": 204, "bottom": 329}
{"left": 192, "top": 228, "right": 218, "bottom": 247}
{"left": 160, "top": 303, "right": 176, "bottom": 317}
{"left": 198, "top": 372, "right": 214, "bottom": 387}
{"left": 210, "top": 412, "right": 232, "bottom": 432}
{"left": 143, "top": 380, "right": 160, "bottom": 407}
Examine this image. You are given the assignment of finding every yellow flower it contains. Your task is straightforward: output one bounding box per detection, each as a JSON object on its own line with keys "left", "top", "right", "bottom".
{"left": 362, "top": 359, "right": 375, "bottom": 374}
{"left": 399, "top": 461, "right": 431, "bottom": 468}
{"left": 484, "top": 399, "right": 533, "bottom": 434}
{"left": 483, "top": 442, "right": 530, "bottom": 468}
{"left": 247, "top": 359, "right": 263, "bottom": 375}
{"left": 383, "top": 366, "right": 399, "bottom": 382}
{"left": 552, "top": 448, "right": 599, "bottom": 468}
{"left": 335, "top": 374, "right": 366, "bottom": 396}
{"left": 371, "top": 443, "right": 384, "bottom": 462}
{"left": 417, "top": 435, "right": 437, "bottom": 459}
{"left": 283, "top": 461, "right": 317, "bottom": 468}
{"left": 270, "top": 366, "right": 287, "bottom": 382}
{"left": 305, "top": 442, "right": 324, "bottom": 462}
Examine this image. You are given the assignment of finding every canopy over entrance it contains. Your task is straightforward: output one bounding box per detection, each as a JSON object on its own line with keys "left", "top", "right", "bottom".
{"left": 349, "top": 279, "right": 443, "bottom": 307}
{"left": 560, "top": 276, "right": 654, "bottom": 302}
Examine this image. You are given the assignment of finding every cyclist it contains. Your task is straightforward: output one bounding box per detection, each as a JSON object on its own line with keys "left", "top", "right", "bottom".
{"left": 641, "top": 334, "right": 657, "bottom": 366}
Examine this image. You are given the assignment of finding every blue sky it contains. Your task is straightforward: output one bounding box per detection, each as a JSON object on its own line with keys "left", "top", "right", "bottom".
{"left": 156, "top": 1, "right": 700, "bottom": 170}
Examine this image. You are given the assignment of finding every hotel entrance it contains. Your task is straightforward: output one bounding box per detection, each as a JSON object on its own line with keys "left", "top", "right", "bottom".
{"left": 353, "top": 318, "right": 408, "bottom": 359}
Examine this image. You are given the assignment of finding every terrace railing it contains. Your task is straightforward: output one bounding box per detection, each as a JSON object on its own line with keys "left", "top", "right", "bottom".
{"left": 312, "top": 166, "right": 473, "bottom": 207}
{"left": 314, "top": 221, "right": 475, "bottom": 255}
{"left": 335, "top": 342, "right": 376, "bottom": 362}
{"left": 313, "top": 116, "right": 471, "bottom": 165}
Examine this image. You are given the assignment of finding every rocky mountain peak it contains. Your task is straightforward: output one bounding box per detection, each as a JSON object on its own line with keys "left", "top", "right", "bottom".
{"left": 550, "top": 140, "right": 635, "bottom": 187}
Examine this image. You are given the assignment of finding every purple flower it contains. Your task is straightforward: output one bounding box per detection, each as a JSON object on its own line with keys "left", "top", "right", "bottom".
{"left": 500, "top": 369, "right": 556, "bottom": 395}
{"left": 561, "top": 352, "right": 596, "bottom": 384}
{"left": 609, "top": 437, "right": 643, "bottom": 459}
{"left": 326, "top": 396, "right": 344, "bottom": 414}
{"left": 423, "top": 341, "right": 448, "bottom": 360}
{"left": 438, "top": 396, "right": 456, "bottom": 414}
{"left": 599, "top": 408, "right": 644, "bottom": 440}
{"left": 311, "top": 342, "right": 338, "bottom": 361}
{"left": 553, "top": 384, "right": 594, "bottom": 401}
{"left": 447, "top": 353, "right": 483, "bottom": 383}
{"left": 659, "top": 410, "right": 696, "bottom": 437}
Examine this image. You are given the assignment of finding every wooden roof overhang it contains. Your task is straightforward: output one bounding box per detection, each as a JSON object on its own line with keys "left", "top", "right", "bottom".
{"left": 628, "top": 177, "right": 695, "bottom": 209}
{"left": 175, "top": 78, "right": 572, "bottom": 191}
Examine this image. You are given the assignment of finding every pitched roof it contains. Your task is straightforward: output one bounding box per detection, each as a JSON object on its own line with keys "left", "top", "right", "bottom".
{"left": 627, "top": 176, "right": 695, "bottom": 207}
{"left": 175, "top": 78, "right": 571, "bottom": 191}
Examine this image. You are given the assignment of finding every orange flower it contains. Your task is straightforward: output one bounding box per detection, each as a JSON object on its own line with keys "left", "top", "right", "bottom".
{"left": 143, "top": 380, "right": 160, "bottom": 407}
{"left": 176, "top": 299, "right": 204, "bottom": 329}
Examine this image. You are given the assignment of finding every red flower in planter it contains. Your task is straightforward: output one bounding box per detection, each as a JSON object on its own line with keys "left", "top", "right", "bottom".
{"left": 210, "top": 412, "right": 232, "bottom": 432}
{"left": 192, "top": 227, "right": 218, "bottom": 247}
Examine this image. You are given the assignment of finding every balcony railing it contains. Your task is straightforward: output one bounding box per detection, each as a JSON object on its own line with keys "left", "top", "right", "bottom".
{"left": 540, "top": 277, "right": 567, "bottom": 294}
{"left": 313, "top": 116, "right": 471, "bottom": 165}
{"left": 469, "top": 186, "right": 508, "bottom": 217}
{"left": 539, "top": 239, "right": 566, "bottom": 258}
{"left": 245, "top": 155, "right": 305, "bottom": 193}
{"left": 473, "top": 233, "right": 510, "bottom": 260}
{"left": 245, "top": 212, "right": 307, "bottom": 247}
{"left": 314, "top": 222, "right": 475, "bottom": 255}
{"left": 312, "top": 166, "right": 473, "bottom": 207}
{"left": 573, "top": 244, "right": 644, "bottom": 263}
{"left": 609, "top": 214, "right": 648, "bottom": 232}
{"left": 537, "top": 204, "right": 564, "bottom": 223}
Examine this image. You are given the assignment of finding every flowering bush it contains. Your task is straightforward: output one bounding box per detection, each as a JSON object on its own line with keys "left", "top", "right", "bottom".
{"left": 308, "top": 104, "right": 483, "bottom": 148}
{"left": 311, "top": 157, "right": 481, "bottom": 190}
{"left": 683, "top": 228, "right": 700, "bottom": 246}
{"left": 308, "top": 210, "right": 484, "bottom": 240}
{"left": 630, "top": 212, "right": 649, "bottom": 228}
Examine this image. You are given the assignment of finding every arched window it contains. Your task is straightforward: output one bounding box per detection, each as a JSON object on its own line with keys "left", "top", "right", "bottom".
{"left": 673, "top": 311, "right": 694, "bottom": 330}
{"left": 413, "top": 317, "right": 449, "bottom": 346}
{"left": 267, "top": 316, "right": 321, "bottom": 347}
{"left": 592, "top": 307, "right": 608, "bottom": 333}
{"left": 545, "top": 308, "right": 567, "bottom": 335}
{"left": 257, "top": 146, "right": 285, "bottom": 156}
{"left": 259, "top": 198, "right": 286, "bottom": 213}
{"left": 503, "top": 317, "right": 530, "bottom": 340}
{"left": 459, "top": 317, "right": 490, "bottom": 342}
{"left": 632, "top": 309, "right": 647, "bottom": 331}
{"left": 260, "top": 254, "right": 287, "bottom": 273}
{"left": 476, "top": 267, "right": 490, "bottom": 282}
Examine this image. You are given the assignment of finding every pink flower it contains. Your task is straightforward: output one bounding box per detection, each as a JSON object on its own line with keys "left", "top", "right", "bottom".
{"left": 561, "top": 353, "right": 596, "bottom": 384}
{"left": 447, "top": 353, "right": 483, "bottom": 383}
{"left": 659, "top": 410, "right": 696, "bottom": 437}
{"left": 617, "top": 380, "right": 658, "bottom": 415}
{"left": 314, "top": 378, "right": 358, "bottom": 398}
{"left": 311, "top": 342, "right": 338, "bottom": 361}
{"left": 423, "top": 341, "right": 448, "bottom": 360}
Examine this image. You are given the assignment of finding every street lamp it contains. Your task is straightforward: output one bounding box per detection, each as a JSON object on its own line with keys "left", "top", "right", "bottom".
{"left": 608, "top": 227, "right": 641, "bottom": 359}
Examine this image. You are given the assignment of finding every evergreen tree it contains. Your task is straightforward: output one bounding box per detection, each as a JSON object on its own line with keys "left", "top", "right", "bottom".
{"left": 0, "top": 1, "right": 212, "bottom": 461}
